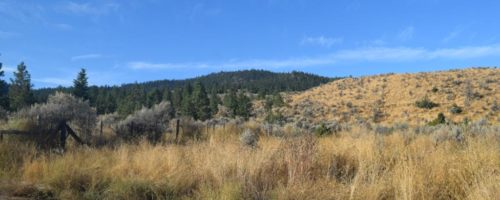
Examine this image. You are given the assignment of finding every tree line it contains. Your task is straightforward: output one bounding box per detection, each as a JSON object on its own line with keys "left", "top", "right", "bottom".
{"left": 1, "top": 62, "right": 334, "bottom": 120}
{"left": 34, "top": 69, "right": 336, "bottom": 115}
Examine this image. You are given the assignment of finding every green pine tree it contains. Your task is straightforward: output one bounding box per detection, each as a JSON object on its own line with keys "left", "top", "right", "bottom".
{"left": 73, "top": 68, "right": 89, "bottom": 100}
{"left": 163, "top": 86, "right": 172, "bottom": 103}
{"left": 192, "top": 82, "right": 211, "bottom": 120}
{"left": 147, "top": 88, "right": 163, "bottom": 107}
{"left": 0, "top": 61, "right": 9, "bottom": 109}
{"left": 9, "top": 62, "right": 34, "bottom": 111}
{"left": 223, "top": 89, "right": 238, "bottom": 117}
{"left": 180, "top": 83, "right": 195, "bottom": 117}
{"left": 236, "top": 90, "right": 251, "bottom": 119}
{"left": 209, "top": 88, "right": 221, "bottom": 117}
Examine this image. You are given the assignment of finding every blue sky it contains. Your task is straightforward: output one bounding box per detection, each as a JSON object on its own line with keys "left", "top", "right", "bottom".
{"left": 1, "top": 0, "right": 499, "bottom": 88}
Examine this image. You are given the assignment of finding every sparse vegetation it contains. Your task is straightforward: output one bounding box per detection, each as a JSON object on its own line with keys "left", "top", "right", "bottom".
{"left": 415, "top": 96, "right": 439, "bottom": 109}
{"left": 449, "top": 104, "right": 463, "bottom": 114}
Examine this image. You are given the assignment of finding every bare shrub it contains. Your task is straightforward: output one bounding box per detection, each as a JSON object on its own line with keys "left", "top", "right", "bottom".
{"left": 14, "top": 92, "right": 96, "bottom": 145}
{"left": 115, "top": 101, "right": 173, "bottom": 143}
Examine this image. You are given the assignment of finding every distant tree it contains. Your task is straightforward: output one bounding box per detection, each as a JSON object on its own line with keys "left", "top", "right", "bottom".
{"left": 272, "top": 93, "right": 285, "bottom": 107}
{"left": 163, "top": 86, "right": 172, "bottom": 103}
{"left": 209, "top": 88, "right": 221, "bottom": 116}
{"left": 0, "top": 61, "right": 9, "bottom": 109}
{"left": 73, "top": 68, "right": 89, "bottom": 100}
{"left": 223, "top": 89, "right": 238, "bottom": 117}
{"left": 117, "top": 84, "right": 145, "bottom": 116}
{"left": 235, "top": 90, "right": 252, "bottom": 119}
{"left": 180, "top": 83, "right": 195, "bottom": 117}
{"left": 146, "top": 88, "right": 163, "bottom": 107}
{"left": 9, "top": 62, "right": 34, "bottom": 111}
{"left": 171, "top": 87, "right": 183, "bottom": 111}
{"left": 192, "top": 82, "right": 211, "bottom": 120}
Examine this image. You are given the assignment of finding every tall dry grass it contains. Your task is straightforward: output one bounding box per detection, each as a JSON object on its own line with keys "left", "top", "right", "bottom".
{"left": 1, "top": 124, "right": 499, "bottom": 199}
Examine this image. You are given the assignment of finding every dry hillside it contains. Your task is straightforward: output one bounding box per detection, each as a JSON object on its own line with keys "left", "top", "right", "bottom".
{"left": 280, "top": 67, "right": 499, "bottom": 126}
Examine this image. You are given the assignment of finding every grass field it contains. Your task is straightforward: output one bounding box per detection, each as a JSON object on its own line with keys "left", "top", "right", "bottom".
{"left": 1, "top": 123, "right": 498, "bottom": 200}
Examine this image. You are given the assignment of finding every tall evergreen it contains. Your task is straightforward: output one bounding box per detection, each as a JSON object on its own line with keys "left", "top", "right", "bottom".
{"left": 180, "top": 83, "right": 195, "bottom": 117}
{"left": 9, "top": 62, "right": 34, "bottom": 111}
{"left": 117, "top": 84, "right": 145, "bottom": 116}
{"left": 0, "top": 61, "right": 9, "bottom": 109}
{"left": 236, "top": 90, "right": 252, "bottom": 119}
{"left": 209, "top": 88, "right": 221, "bottom": 116}
{"left": 192, "top": 82, "right": 211, "bottom": 120}
{"left": 73, "top": 68, "right": 89, "bottom": 100}
{"left": 146, "top": 88, "right": 163, "bottom": 107}
{"left": 223, "top": 89, "right": 238, "bottom": 117}
{"left": 163, "top": 86, "right": 172, "bottom": 103}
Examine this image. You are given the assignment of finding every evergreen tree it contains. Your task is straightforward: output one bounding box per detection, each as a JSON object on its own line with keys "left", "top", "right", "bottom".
{"left": 235, "top": 90, "right": 252, "bottom": 119}
{"left": 73, "top": 68, "right": 89, "bottom": 100}
{"left": 192, "top": 82, "right": 211, "bottom": 120}
{"left": 0, "top": 61, "right": 9, "bottom": 109}
{"left": 272, "top": 93, "right": 285, "bottom": 107}
{"left": 146, "top": 88, "right": 163, "bottom": 107}
{"left": 9, "top": 62, "right": 34, "bottom": 111}
{"left": 163, "top": 86, "right": 172, "bottom": 103}
{"left": 223, "top": 89, "right": 238, "bottom": 117}
{"left": 209, "top": 88, "right": 221, "bottom": 116}
{"left": 117, "top": 84, "right": 145, "bottom": 116}
{"left": 180, "top": 83, "right": 195, "bottom": 117}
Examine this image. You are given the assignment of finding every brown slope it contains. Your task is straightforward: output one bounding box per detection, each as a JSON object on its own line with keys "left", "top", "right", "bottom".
{"left": 281, "top": 67, "right": 499, "bottom": 125}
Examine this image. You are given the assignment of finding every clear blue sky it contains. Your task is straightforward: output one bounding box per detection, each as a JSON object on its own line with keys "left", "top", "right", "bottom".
{"left": 1, "top": 0, "right": 499, "bottom": 88}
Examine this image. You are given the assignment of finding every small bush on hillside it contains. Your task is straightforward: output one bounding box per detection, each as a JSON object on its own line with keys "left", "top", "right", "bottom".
{"left": 115, "top": 101, "right": 173, "bottom": 143}
{"left": 428, "top": 113, "right": 446, "bottom": 126}
{"left": 449, "top": 104, "right": 463, "bottom": 114}
{"left": 431, "top": 86, "right": 439, "bottom": 93}
{"left": 415, "top": 97, "right": 439, "bottom": 109}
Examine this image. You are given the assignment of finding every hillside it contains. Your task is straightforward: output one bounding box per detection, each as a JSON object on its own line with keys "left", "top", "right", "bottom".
{"left": 278, "top": 67, "right": 499, "bottom": 126}
{"left": 34, "top": 69, "right": 335, "bottom": 114}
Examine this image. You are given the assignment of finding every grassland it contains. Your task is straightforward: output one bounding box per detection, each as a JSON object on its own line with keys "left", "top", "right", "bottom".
{"left": 1, "top": 123, "right": 499, "bottom": 200}
{"left": 283, "top": 68, "right": 499, "bottom": 125}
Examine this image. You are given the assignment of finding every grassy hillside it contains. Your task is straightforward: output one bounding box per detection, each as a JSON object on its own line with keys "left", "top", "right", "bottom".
{"left": 281, "top": 67, "right": 499, "bottom": 125}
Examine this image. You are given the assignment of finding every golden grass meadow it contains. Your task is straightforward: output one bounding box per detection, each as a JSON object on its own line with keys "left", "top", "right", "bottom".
{"left": 1, "top": 122, "right": 499, "bottom": 200}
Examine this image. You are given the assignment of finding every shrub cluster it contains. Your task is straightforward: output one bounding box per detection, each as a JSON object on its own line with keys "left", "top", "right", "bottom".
{"left": 14, "top": 92, "right": 96, "bottom": 145}
{"left": 415, "top": 97, "right": 439, "bottom": 109}
{"left": 115, "top": 101, "right": 173, "bottom": 142}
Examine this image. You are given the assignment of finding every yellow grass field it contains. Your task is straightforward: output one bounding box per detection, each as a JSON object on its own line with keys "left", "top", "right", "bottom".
{"left": 1, "top": 124, "right": 499, "bottom": 200}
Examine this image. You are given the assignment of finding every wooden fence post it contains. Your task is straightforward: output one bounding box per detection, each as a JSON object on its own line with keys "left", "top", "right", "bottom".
{"left": 100, "top": 120, "right": 103, "bottom": 137}
{"left": 175, "top": 119, "right": 180, "bottom": 143}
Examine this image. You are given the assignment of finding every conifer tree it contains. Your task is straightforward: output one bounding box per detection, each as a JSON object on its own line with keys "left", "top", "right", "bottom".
{"left": 9, "top": 62, "right": 34, "bottom": 111}
{"left": 0, "top": 61, "right": 9, "bottom": 109}
{"left": 223, "top": 89, "right": 238, "bottom": 117}
{"left": 73, "top": 68, "right": 89, "bottom": 100}
{"left": 180, "top": 83, "right": 195, "bottom": 117}
{"left": 235, "top": 90, "right": 252, "bottom": 119}
{"left": 209, "top": 88, "right": 221, "bottom": 117}
{"left": 146, "top": 88, "right": 163, "bottom": 107}
{"left": 192, "top": 82, "right": 211, "bottom": 120}
{"left": 163, "top": 86, "right": 172, "bottom": 103}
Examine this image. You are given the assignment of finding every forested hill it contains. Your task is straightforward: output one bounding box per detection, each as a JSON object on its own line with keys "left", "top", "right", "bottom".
{"left": 125, "top": 70, "right": 335, "bottom": 93}
{"left": 34, "top": 69, "right": 337, "bottom": 114}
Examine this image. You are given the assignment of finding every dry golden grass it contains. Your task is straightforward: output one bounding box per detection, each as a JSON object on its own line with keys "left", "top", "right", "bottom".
{"left": 284, "top": 67, "right": 499, "bottom": 125}
{"left": 1, "top": 124, "right": 499, "bottom": 199}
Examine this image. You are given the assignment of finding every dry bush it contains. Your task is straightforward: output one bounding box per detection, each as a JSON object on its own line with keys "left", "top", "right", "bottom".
{"left": 12, "top": 92, "right": 96, "bottom": 146}
{"left": 115, "top": 101, "right": 173, "bottom": 143}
